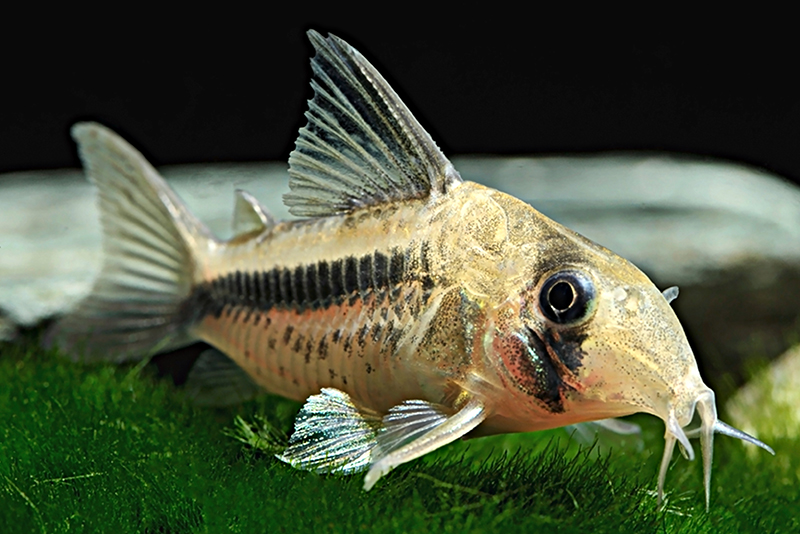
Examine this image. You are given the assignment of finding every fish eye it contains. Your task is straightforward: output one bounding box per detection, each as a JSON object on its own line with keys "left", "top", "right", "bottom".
{"left": 538, "top": 270, "right": 596, "bottom": 325}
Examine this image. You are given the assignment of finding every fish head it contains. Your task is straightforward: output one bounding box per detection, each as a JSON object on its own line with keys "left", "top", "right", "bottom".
{"left": 492, "top": 247, "right": 708, "bottom": 428}
{"left": 484, "top": 204, "right": 773, "bottom": 506}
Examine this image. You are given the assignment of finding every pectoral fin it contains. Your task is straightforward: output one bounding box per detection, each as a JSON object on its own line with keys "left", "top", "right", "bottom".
{"left": 276, "top": 388, "right": 383, "bottom": 475}
{"left": 277, "top": 389, "right": 488, "bottom": 489}
{"left": 567, "top": 418, "right": 644, "bottom": 451}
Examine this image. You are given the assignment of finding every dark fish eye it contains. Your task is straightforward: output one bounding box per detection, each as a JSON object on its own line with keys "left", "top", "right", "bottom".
{"left": 538, "top": 270, "right": 595, "bottom": 324}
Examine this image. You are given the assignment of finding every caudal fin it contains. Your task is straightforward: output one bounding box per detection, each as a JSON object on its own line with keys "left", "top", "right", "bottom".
{"left": 47, "top": 123, "right": 214, "bottom": 362}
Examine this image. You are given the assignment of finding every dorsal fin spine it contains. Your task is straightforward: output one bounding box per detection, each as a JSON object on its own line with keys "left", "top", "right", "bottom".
{"left": 284, "top": 31, "right": 463, "bottom": 218}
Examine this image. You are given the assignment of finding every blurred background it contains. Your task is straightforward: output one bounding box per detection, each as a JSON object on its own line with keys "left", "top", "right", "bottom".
{"left": 1, "top": 12, "right": 798, "bottom": 183}
{"left": 2, "top": 12, "right": 800, "bottom": 412}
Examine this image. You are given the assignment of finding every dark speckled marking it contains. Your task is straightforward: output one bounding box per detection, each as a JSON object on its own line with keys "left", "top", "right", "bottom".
{"left": 292, "top": 334, "right": 305, "bottom": 355}
{"left": 318, "top": 336, "right": 329, "bottom": 360}
{"left": 283, "top": 325, "right": 294, "bottom": 345}
{"left": 304, "top": 338, "right": 314, "bottom": 363}
{"left": 521, "top": 327, "right": 576, "bottom": 412}
{"left": 544, "top": 329, "right": 587, "bottom": 372}
{"left": 371, "top": 321, "right": 383, "bottom": 343}
{"left": 357, "top": 324, "right": 369, "bottom": 348}
{"left": 386, "top": 325, "right": 403, "bottom": 356}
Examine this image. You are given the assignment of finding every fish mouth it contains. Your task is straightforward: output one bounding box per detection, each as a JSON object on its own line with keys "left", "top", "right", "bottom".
{"left": 657, "top": 389, "right": 775, "bottom": 509}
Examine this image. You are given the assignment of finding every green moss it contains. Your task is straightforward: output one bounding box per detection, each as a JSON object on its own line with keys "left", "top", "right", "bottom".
{"left": 1, "top": 335, "right": 796, "bottom": 533}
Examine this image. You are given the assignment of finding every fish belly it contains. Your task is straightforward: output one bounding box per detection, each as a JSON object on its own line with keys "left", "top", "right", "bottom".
{"left": 192, "top": 279, "right": 431, "bottom": 413}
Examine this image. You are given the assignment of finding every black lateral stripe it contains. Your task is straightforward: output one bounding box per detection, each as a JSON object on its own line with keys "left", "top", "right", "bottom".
{"left": 255, "top": 270, "right": 265, "bottom": 305}
{"left": 258, "top": 270, "right": 270, "bottom": 308}
{"left": 235, "top": 271, "right": 244, "bottom": 298}
{"left": 344, "top": 256, "right": 359, "bottom": 296}
{"left": 389, "top": 247, "right": 404, "bottom": 286}
{"left": 279, "top": 268, "right": 292, "bottom": 305}
{"left": 305, "top": 263, "right": 319, "bottom": 306}
{"left": 246, "top": 272, "right": 256, "bottom": 303}
{"left": 224, "top": 272, "right": 234, "bottom": 297}
{"left": 266, "top": 268, "right": 278, "bottom": 307}
{"left": 317, "top": 261, "right": 331, "bottom": 303}
{"left": 373, "top": 251, "right": 388, "bottom": 292}
{"left": 292, "top": 265, "right": 306, "bottom": 306}
{"left": 190, "top": 245, "right": 436, "bottom": 319}
{"left": 358, "top": 254, "right": 372, "bottom": 293}
{"left": 329, "top": 259, "right": 343, "bottom": 299}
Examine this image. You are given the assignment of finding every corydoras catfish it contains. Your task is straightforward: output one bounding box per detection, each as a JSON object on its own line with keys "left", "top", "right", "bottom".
{"left": 49, "top": 30, "right": 773, "bottom": 507}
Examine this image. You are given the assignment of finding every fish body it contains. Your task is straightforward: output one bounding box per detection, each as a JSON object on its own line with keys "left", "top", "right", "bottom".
{"left": 50, "top": 31, "right": 773, "bottom": 506}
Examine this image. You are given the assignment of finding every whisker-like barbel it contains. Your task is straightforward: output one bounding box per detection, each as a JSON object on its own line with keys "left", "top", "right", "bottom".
{"left": 658, "top": 390, "right": 775, "bottom": 509}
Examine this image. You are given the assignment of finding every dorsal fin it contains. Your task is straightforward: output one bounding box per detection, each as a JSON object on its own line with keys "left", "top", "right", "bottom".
{"left": 232, "top": 189, "right": 275, "bottom": 236}
{"left": 284, "top": 30, "right": 463, "bottom": 218}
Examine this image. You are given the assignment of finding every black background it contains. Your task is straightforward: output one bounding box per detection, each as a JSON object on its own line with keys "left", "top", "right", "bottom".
{"left": 2, "top": 12, "right": 798, "bottom": 184}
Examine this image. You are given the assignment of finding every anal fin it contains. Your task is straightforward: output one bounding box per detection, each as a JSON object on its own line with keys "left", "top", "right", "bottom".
{"left": 185, "top": 348, "right": 263, "bottom": 406}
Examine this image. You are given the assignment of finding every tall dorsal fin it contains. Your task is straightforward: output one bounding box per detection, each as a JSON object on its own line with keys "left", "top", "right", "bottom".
{"left": 232, "top": 189, "right": 275, "bottom": 236}
{"left": 284, "top": 31, "right": 463, "bottom": 218}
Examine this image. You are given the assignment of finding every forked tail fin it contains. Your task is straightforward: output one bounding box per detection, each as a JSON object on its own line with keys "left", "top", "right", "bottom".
{"left": 46, "top": 122, "right": 214, "bottom": 362}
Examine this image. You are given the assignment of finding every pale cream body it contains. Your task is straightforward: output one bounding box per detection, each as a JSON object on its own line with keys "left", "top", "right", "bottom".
{"left": 191, "top": 181, "right": 707, "bottom": 437}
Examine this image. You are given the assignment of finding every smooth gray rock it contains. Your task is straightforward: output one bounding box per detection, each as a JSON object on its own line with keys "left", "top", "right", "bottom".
{"left": 2, "top": 154, "right": 798, "bottom": 393}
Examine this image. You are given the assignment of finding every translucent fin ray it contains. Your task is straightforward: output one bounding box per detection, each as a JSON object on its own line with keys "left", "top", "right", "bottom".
{"left": 376, "top": 400, "right": 452, "bottom": 455}
{"left": 662, "top": 286, "right": 679, "bottom": 304}
{"left": 185, "top": 348, "right": 264, "bottom": 406}
{"left": 277, "top": 388, "right": 382, "bottom": 475}
{"left": 45, "top": 122, "right": 211, "bottom": 362}
{"left": 284, "top": 31, "right": 462, "bottom": 217}
{"left": 278, "top": 390, "right": 487, "bottom": 490}
{"left": 232, "top": 189, "right": 275, "bottom": 237}
{"left": 365, "top": 397, "right": 487, "bottom": 490}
